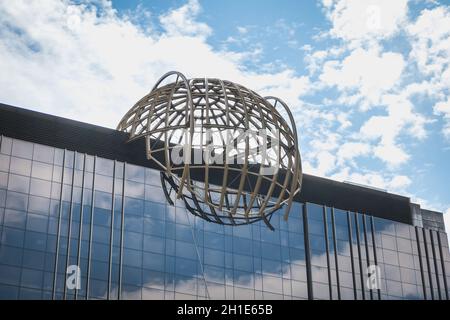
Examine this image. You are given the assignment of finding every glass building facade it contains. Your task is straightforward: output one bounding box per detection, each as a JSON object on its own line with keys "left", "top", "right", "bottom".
{"left": 0, "top": 135, "right": 449, "bottom": 300}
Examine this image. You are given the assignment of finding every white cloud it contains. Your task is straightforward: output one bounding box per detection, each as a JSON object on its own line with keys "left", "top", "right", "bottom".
{"left": 330, "top": 167, "right": 411, "bottom": 192}
{"left": 433, "top": 98, "right": 450, "bottom": 138}
{"left": 237, "top": 26, "right": 248, "bottom": 34}
{"left": 407, "top": 6, "right": 450, "bottom": 79}
{"left": 319, "top": 48, "right": 405, "bottom": 108}
{"left": 322, "top": 0, "right": 409, "bottom": 46}
{"left": 337, "top": 142, "right": 371, "bottom": 165}
{"left": 389, "top": 175, "right": 411, "bottom": 189}
{"left": 159, "top": 0, "right": 211, "bottom": 38}
{"left": 0, "top": 0, "right": 310, "bottom": 129}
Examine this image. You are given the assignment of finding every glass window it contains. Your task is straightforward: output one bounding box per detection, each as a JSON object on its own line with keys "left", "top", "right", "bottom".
{"left": 124, "top": 231, "right": 143, "bottom": 250}
{"left": 95, "top": 174, "right": 113, "bottom": 193}
{"left": 91, "top": 225, "right": 109, "bottom": 244}
{"left": 0, "top": 245, "right": 23, "bottom": 266}
{"left": 125, "top": 180, "right": 144, "bottom": 199}
{"left": 0, "top": 154, "right": 10, "bottom": 172}
{"left": 383, "top": 252, "right": 401, "bottom": 273}
{"left": 3, "top": 209, "right": 27, "bottom": 229}
{"left": 26, "top": 213, "right": 48, "bottom": 233}
{"left": 96, "top": 158, "right": 114, "bottom": 176}
{"left": 0, "top": 265, "right": 21, "bottom": 286}
{"left": 382, "top": 234, "right": 397, "bottom": 250}
{"left": 0, "top": 136, "right": 13, "bottom": 155}
{"left": 20, "top": 268, "right": 44, "bottom": 289}
{"left": 125, "top": 164, "right": 145, "bottom": 183}
{"left": 142, "top": 252, "right": 165, "bottom": 272}
{"left": 145, "top": 185, "right": 165, "bottom": 203}
{"left": 312, "top": 282, "right": 329, "bottom": 299}
{"left": 31, "top": 162, "right": 53, "bottom": 180}
{"left": 175, "top": 241, "right": 197, "bottom": 260}
{"left": 24, "top": 231, "right": 47, "bottom": 251}
{"left": 145, "top": 168, "right": 160, "bottom": 186}
{"left": 30, "top": 178, "right": 52, "bottom": 198}
{"left": 1, "top": 227, "right": 25, "bottom": 247}
{"left": 204, "top": 248, "right": 225, "bottom": 267}
{"left": 91, "top": 242, "right": 110, "bottom": 262}
{"left": 11, "top": 140, "right": 33, "bottom": 159}
{"left": 233, "top": 237, "right": 253, "bottom": 256}
{"left": 0, "top": 172, "right": 7, "bottom": 189}
{"left": 28, "top": 196, "right": 50, "bottom": 214}
{"left": 8, "top": 174, "right": 30, "bottom": 193}
{"left": 291, "top": 280, "right": 308, "bottom": 298}
{"left": 93, "top": 209, "right": 111, "bottom": 227}
{"left": 142, "top": 270, "right": 165, "bottom": 290}
{"left": 143, "top": 235, "right": 165, "bottom": 254}
{"left": 175, "top": 257, "right": 198, "bottom": 276}
{"left": 262, "top": 275, "right": 283, "bottom": 294}
{"left": 33, "top": 144, "right": 54, "bottom": 164}
{"left": 123, "top": 248, "right": 142, "bottom": 268}
{"left": 143, "top": 216, "right": 165, "bottom": 237}
{"left": 124, "top": 215, "right": 143, "bottom": 233}
{"left": 122, "top": 266, "right": 142, "bottom": 286}
{"left": 94, "top": 191, "right": 112, "bottom": 210}
{"left": 115, "top": 162, "right": 124, "bottom": 179}
{"left": 234, "top": 253, "right": 253, "bottom": 272}
{"left": 124, "top": 197, "right": 144, "bottom": 216}
{"left": 52, "top": 166, "right": 62, "bottom": 183}
{"left": 9, "top": 157, "right": 32, "bottom": 176}
{"left": 204, "top": 231, "right": 225, "bottom": 250}
{"left": 22, "top": 249, "right": 46, "bottom": 270}
{"left": 89, "top": 279, "right": 108, "bottom": 298}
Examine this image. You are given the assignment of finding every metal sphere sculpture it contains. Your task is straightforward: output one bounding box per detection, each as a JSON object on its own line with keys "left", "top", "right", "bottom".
{"left": 117, "top": 71, "right": 302, "bottom": 230}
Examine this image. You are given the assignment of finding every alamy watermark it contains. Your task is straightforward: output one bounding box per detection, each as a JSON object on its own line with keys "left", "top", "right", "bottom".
{"left": 366, "top": 264, "right": 381, "bottom": 290}
{"left": 169, "top": 127, "right": 282, "bottom": 175}
{"left": 66, "top": 265, "right": 81, "bottom": 290}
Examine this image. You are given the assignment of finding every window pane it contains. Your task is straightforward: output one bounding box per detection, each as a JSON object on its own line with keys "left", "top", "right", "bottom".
{"left": 30, "top": 178, "right": 52, "bottom": 198}
{"left": 33, "top": 144, "right": 54, "bottom": 164}
{"left": 8, "top": 174, "right": 30, "bottom": 193}
{"left": 0, "top": 136, "right": 13, "bottom": 155}
{"left": 11, "top": 140, "right": 33, "bottom": 159}
{"left": 0, "top": 154, "right": 10, "bottom": 172}
{"left": 31, "top": 162, "right": 53, "bottom": 180}
{"left": 9, "top": 157, "right": 31, "bottom": 176}
{"left": 125, "top": 164, "right": 145, "bottom": 183}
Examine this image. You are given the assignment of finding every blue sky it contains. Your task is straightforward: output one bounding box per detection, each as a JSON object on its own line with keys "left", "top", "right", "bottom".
{"left": 0, "top": 0, "right": 449, "bottom": 229}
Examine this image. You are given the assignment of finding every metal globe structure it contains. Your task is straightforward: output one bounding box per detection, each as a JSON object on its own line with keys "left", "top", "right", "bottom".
{"left": 117, "top": 71, "right": 302, "bottom": 230}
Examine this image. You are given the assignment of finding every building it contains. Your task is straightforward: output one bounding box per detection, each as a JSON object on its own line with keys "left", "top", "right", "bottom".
{"left": 0, "top": 102, "right": 449, "bottom": 300}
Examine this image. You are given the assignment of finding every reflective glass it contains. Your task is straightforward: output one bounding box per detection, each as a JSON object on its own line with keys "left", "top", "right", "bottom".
{"left": 11, "top": 140, "right": 33, "bottom": 159}
{"left": 33, "top": 144, "right": 54, "bottom": 164}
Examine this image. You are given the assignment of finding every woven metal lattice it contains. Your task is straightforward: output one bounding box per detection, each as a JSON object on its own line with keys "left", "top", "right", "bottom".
{"left": 117, "top": 71, "right": 302, "bottom": 230}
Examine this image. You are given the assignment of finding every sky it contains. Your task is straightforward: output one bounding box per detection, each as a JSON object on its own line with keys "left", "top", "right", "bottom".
{"left": 0, "top": 0, "right": 449, "bottom": 233}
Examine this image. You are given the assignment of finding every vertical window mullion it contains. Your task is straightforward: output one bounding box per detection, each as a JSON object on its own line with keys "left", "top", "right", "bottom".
{"left": 107, "top": 160, "right": 116, "bottom": 299}
{"left": 354, "top": 214, "right": 365, "bottom": 300}
{"left": 436, "top": 232, "right": 449, "bottom": 300}
{"left": 347, "top": 212, "right": 357, "bottom": 300}
{"left": 429, "top": 231, "right": 442, "bottom": 300}
{"left": 52, "top": 149, "right": 66, "bottom": 300}
{"left": 422, "top": 228, "right": 435, "bottom": 300}
{"left": 74, "top": 154, "right": 86, "bottom": 300}
{"left": 361, "top": 214, "right": 373, "bottom": 300}
{"left": 85, "top": 156, "right": 96, "bottom": 299}
{"left": 323, "top": 207, "right": 333, "bottom": 299}
{"left": 302, "top": 203, "right": 313, "bottom": 300}
{"left": 330, "top": 208, "right": 341, "bottom": 300}
{"left": 368, "top": 216, "right": 381, "bottom": 300}
{"left": 63, "top": 151, "right": 76, "bottom": 299}
{"left": 118, "top": 162, "right": 126, "bottom": 300}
